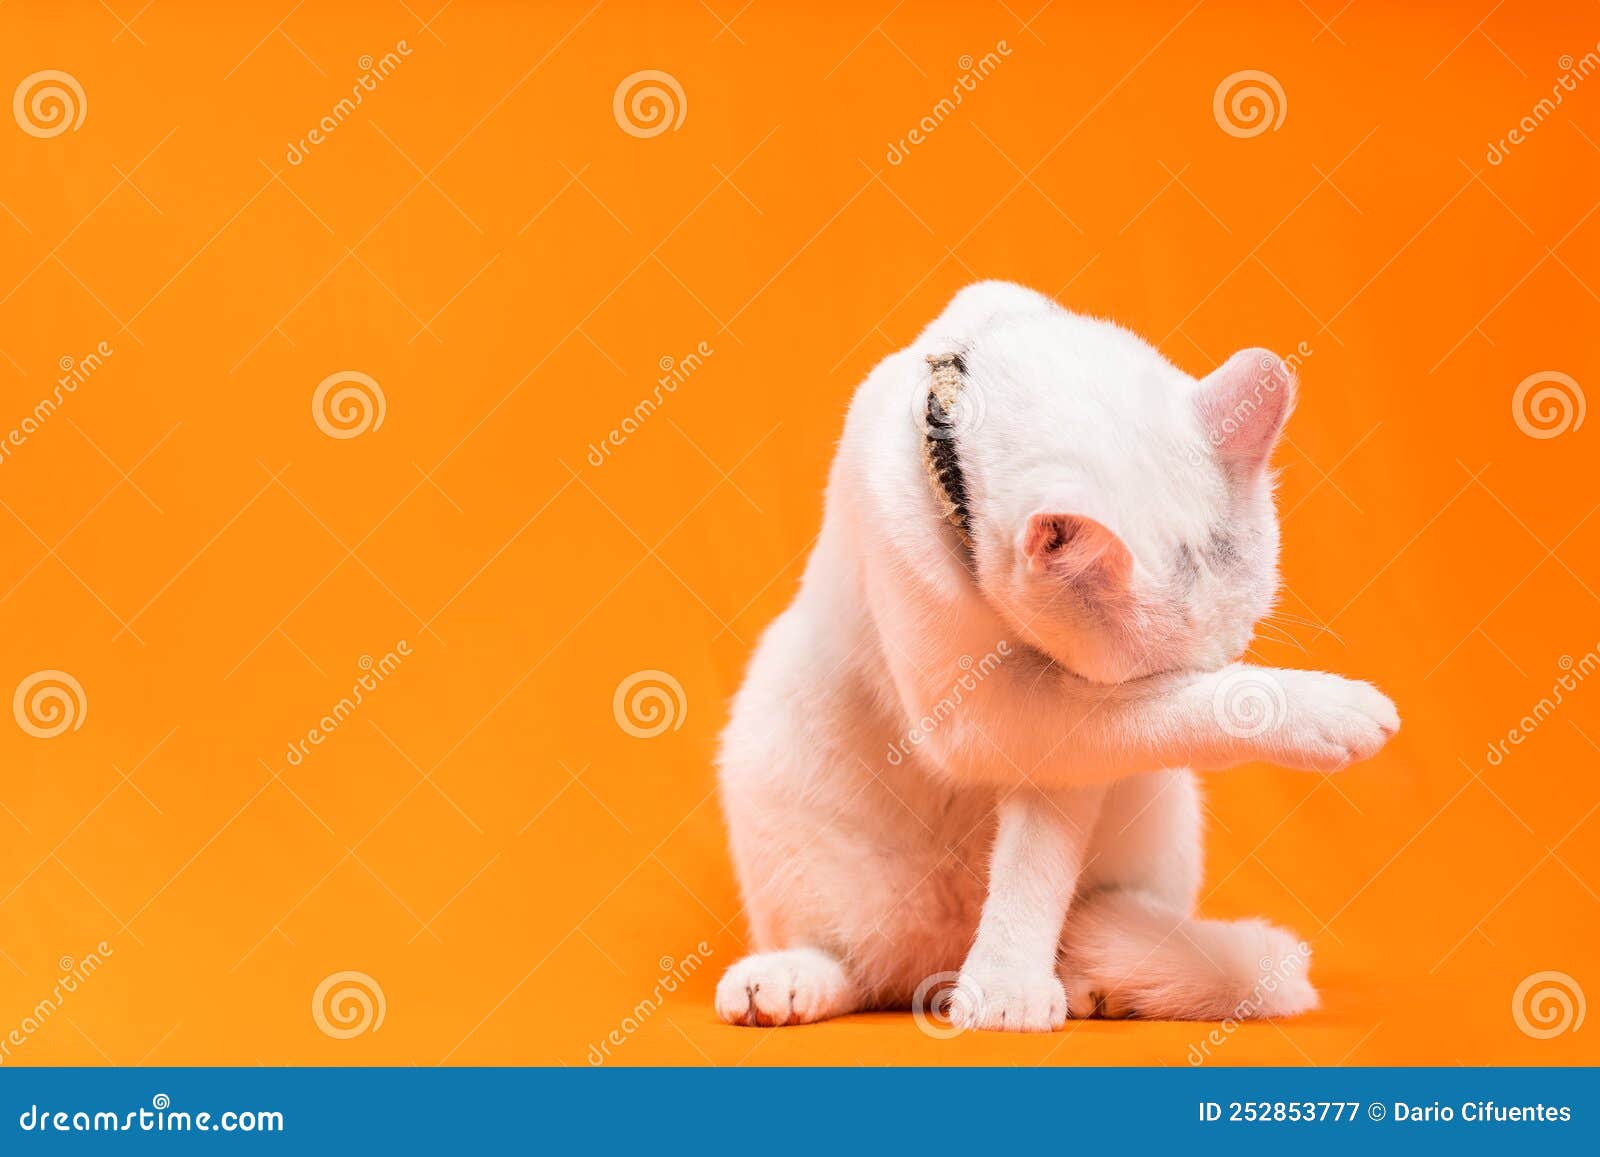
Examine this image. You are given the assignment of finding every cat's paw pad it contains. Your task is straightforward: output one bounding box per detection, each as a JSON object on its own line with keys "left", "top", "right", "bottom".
{"left": 714, "top": 949, "right": 855, "bottom": 1027}
{"left": 949, "top": 964, "right": 1067, "bottom": 1032}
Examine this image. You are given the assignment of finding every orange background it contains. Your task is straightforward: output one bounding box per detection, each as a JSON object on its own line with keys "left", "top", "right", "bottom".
{"left": 1, "top": 0, "right": 1597, "bottom": 1067}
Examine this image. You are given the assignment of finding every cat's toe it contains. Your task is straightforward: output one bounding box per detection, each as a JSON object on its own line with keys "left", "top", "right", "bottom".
{"left": 1064, "top": 979, "right": 1135, "bottom": 1020}
{"left": 1064, "top": 979, "right": 1102, "bottom": 1019}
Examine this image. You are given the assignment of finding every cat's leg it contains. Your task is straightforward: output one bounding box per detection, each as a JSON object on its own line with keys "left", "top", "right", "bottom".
{"left": 1080, "top": 768, "right": 1203, "bottom": 909}
{"left": 950, "top": 784, "right": 1105, "bottom": 1032}
{"left": 714, "top": 603, "right": 988, "bottom": 1027}
{"left": 714, "top": 947, "right": 861, "bottom": 1027}
{"left": 953, "top": 661, "right": 1399, "bottom": 787}
{"left": 1058, "top": 889, "right": 1317, "bottom": 1020}
{"left": 1063, "top": 770, "right": 1314, "bottom": 1020}
{"left": 859, "top": 532, "right": 1399, "bottom": 788}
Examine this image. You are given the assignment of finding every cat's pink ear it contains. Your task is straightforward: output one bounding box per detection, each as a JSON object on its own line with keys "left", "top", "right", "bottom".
{"left": 1021, "top": 513, "right": 1132, "bottom": 588}
{"left": 1197, "top": 348, "right": 1296, "bottom": 474}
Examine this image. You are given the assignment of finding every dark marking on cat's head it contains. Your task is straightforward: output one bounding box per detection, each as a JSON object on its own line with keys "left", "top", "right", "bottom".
{"left": 1207, "top": 528, "right": 1240, "bottom": 568}
{"left": 1173, "top": 542, "right": 1199, "bottom": 584}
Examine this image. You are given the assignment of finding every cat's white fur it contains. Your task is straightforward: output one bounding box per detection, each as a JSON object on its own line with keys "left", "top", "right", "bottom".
{"left": 715, "top": 282, "right": 1398, "bottom": 1031}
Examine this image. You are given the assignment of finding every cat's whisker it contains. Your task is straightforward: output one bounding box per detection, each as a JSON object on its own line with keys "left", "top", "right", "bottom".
{"left": 1256, "top": 616, "right": 1306, "bottom": 642}
{"left": 1253, "top": 621, "right": 1309, "bottom": 654}
{"left": 1265, "top": 611, "right": 1344, "bottom": 646}
{"left": 1268, "top": 607, "right": 1334, "bottom": 626}
{"left": 1269, "top": 610, "right": 1332, "bottom": 631}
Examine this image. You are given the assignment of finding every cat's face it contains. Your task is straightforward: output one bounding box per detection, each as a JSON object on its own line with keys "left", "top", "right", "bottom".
{"left": 955, "top": 305, "right": 1292, "bottom": 685}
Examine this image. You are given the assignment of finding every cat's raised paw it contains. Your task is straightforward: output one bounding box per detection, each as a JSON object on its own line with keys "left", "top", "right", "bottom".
{"left": 949, "top": 964, "right": 1067, "bottom": 1032}
{"left": 714, "top": 948, "right": 858, "bottom": 1027}
{"left": 1257, "top": 670, "right": 1400, "bottom": 772}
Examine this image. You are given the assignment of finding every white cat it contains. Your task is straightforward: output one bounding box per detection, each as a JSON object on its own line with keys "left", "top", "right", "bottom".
{"left": 714, "top": 281, "right": 1398, "bottom": 1031}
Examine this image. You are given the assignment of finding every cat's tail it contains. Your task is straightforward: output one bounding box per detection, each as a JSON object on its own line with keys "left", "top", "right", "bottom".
{"left": 1058, "top": 888, "right": 1318, "bottom": 1020}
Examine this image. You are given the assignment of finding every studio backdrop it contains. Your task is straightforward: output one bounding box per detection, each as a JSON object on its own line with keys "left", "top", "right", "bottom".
{"left": 0, "top": 0, "right": 1596, "bottom": 1067}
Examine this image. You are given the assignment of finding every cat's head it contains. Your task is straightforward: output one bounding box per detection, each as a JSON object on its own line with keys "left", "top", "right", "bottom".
{"left": 930, "top": 289, "right": 1293, "bottom": 684}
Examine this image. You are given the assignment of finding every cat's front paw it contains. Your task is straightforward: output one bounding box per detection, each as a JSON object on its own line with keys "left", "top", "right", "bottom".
{"left": 1216, "top": 668, "right": 1398, "bottom": 771}
{"left": 714, "top": 949, "right": 857, "bottom": 1027}
{"left": 948, "top": 962, "right": 1067, "bottom": 1032}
